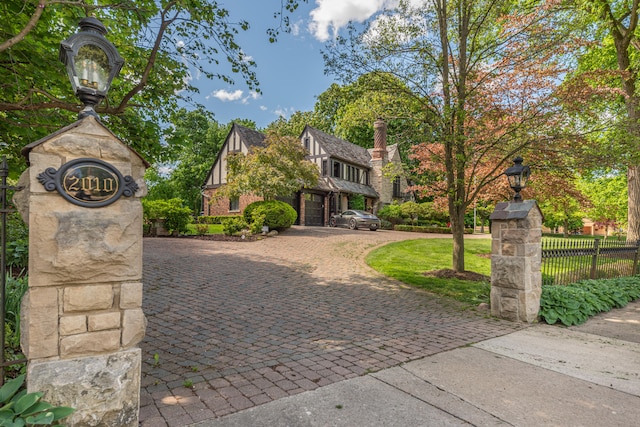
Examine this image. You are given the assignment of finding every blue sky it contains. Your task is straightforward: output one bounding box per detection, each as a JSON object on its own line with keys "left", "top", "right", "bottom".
{"left": 186, "top": 1, "right": 400, "bottom": 129}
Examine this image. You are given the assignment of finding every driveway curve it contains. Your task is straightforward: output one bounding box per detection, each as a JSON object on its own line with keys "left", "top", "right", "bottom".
{"left": 139, "top": 227, "right": 523, "bottom": 427}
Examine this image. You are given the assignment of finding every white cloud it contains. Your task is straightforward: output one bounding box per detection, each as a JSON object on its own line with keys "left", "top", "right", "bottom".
{"left": 208, "top": 89, "right": 261, "bottom": 104}
{"left": 211, "top": 89, "right": 244, "bottom": 102}
{"left": 308, "top": 0, "right": 399, "bottom": 42}
{"left": 273, "top": 106, "right": 295, "bottom": 118}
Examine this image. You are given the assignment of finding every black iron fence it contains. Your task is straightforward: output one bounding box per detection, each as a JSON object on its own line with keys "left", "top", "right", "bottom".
{"left": 541, "top": 238, "right": 640, "bottom": 286}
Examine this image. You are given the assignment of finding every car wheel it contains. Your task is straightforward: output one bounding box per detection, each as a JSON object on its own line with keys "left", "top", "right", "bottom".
{"left": 329, "top": 218, "right": 337, "bottom": 227}
{"left": 349, "top": 219, "right": 357, "bottom": 230}
{"left": 369, "top": 226, "right": 377, "bottom": 231}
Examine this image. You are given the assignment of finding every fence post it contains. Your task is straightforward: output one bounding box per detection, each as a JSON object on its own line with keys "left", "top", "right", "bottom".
{"left": 633, "top": 240, "right": 640, "bottom": 276}
{"left": 12, "top": 116, "right": 148, "bottom": 426}
{"left": 590, "top": 238, "right": 600, "bottom": 279}
{"left": 489, "top": 200, "right": 543, "bottom": 322}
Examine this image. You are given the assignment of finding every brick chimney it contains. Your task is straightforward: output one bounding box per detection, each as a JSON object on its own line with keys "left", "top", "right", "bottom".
{"left": 373, "top": 118, "right": 387, "bottom": 161}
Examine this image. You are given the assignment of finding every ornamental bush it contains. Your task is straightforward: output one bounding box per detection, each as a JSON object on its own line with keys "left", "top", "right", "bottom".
{"left": 142, "top": 198, "right": 192, "bottom": 234}
{"left": 244, "top": 200, "right": 297, "bottom": 231}
{"left": 539, "top": 276, "right": 640, "bottom": 326}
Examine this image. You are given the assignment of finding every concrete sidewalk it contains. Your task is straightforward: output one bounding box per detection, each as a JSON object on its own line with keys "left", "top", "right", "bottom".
{"left": 191, "top": 301, "right": 640, "bottom": 427}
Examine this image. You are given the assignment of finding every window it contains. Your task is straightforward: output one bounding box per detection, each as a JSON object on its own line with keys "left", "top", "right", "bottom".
{"left": 304, "top": 137, "right": 310, "bottom": 151}
{"left": 333, "top": 161, "right": 342, "bottom": 178}
{"left": 393, "top": 176, "right": 402, "bottom": 198}
{"left": 322, "top": 160, "right": 328, "bottom": 176}
{"left": 229, "top": 197, "right": 240, "bottom": 211}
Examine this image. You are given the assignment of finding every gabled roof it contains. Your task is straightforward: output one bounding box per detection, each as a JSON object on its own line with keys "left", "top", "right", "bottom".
{"left": 303, "top": 126, "right": 371, "bottom": 169}
{"left": 233, "top": 123, "right": 265, "bottom": 149}
{"left": 202, "top": 123, "right": 265, "bottom": 188}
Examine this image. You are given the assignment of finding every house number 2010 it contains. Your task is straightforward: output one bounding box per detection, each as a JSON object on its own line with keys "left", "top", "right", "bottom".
{"left": 38, "top": 158, "right": 138, "bottom": 208}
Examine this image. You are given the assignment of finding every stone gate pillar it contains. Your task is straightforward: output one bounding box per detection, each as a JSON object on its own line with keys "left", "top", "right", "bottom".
{"left": 13, "top": 116, "right": 148, "bottom": 426}
{"left": 489, "top": 200, "right": 543, "bottom": 322}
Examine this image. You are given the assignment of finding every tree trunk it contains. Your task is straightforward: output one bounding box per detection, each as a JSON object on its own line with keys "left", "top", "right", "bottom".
{"left": 609, "top": 5, "right": 640, "bottom": 240}
{"left": 628, "top": 165, "right": 640, "bottom": 241}
{"left": 451, "top": 204, "right": 466, "bottom": 272}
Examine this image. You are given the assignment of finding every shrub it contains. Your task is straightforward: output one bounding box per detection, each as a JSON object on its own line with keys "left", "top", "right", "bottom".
{"left": 221, "top": 217, "right": 248, "bottom": 236}
{"left": 377, "top": 203, "right": 404, "bottom": 225}
{"left": 142, "top": 198, "right": 192, "bottom": 234}
{"left": 243, "top": 200, "right": 297, "bottom": 231}
{"left": 194, "top": 224, "right": 209, "bottom": 235}
{"left": 348, "top": 194, "right": 365, "bottom": 211}
{"left": 539, "top": 276, "right": 640, "bottom": 326}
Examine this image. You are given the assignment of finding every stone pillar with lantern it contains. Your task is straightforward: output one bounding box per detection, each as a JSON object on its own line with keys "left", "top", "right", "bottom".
{"left": 489, "top": 157, "right": 543, "bottom": 322}
{"left": 12, "top": 18, "right": 147, "bottom": 426}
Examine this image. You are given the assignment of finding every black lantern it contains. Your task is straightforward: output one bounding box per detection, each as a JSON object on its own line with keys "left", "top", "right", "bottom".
{"left": 59, "top": 17, "right": 124, "bottom": 119}
{"left": 504, "top": 156, "right": 530, "bottom": 202}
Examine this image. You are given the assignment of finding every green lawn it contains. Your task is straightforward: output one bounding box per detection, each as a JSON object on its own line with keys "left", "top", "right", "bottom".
{"left": 366, "top": 238, "right": 492, "bottom": 305}
{"left": 185, "top": 224, "right": 224, "bottom": 235}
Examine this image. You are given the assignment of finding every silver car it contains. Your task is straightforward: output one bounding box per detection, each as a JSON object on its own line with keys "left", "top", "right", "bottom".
{"left": 329, "top": 210, "right": 380, "bottom": 231}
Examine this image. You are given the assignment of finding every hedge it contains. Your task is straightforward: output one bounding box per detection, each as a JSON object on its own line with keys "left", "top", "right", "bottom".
{"left": 394, "top": 225, "right": 474, "bottom": 234}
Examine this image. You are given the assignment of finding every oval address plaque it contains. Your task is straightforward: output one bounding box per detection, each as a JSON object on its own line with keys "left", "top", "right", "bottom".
{"left": 37, "top": 158, "right": 139, "bottom": 208}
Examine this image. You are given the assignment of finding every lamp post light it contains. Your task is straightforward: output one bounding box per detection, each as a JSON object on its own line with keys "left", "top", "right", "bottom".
{"left": 59, "top": 17, "right": 124, "bottom": 120}
{"left": 504, "top": 156, "right": 530, "bottom": 202}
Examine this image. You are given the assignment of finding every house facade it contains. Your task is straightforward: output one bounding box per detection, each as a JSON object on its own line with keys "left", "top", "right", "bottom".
{"left": 202, "top": 119, "right": 411, "bottom": 226}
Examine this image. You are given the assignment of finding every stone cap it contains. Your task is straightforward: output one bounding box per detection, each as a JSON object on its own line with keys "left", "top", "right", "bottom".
{"left": 21, "top": 115, "right": 150, "bottom": 167}
{"left": 489, "top": 200, "right": 543, "bottom": 221}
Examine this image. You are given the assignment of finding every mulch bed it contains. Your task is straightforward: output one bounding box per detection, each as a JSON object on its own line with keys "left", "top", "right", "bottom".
{"left": 423, "top": 269, "right": 489, "bottom": 281}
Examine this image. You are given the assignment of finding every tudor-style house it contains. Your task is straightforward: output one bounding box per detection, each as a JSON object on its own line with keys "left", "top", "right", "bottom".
{"left": 202, "top": 119, "right": 411, "bottom": 226}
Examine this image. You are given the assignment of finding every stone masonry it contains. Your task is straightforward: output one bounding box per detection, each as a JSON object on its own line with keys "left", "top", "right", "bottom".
{"left": 489, "top": 200, "right": 543, "bottom": 323}
{"left": 13, "top": 116, "right": 147, "bottom": 426}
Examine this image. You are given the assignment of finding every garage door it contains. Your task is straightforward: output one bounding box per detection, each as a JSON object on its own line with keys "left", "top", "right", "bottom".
{"left": 305, "top": 193, "right": 324, "bottom": 226}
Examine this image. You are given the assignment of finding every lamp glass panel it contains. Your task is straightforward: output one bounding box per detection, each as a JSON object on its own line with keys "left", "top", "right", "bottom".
{"left": 74, "top": 45, "right": 110, "bottom": 91}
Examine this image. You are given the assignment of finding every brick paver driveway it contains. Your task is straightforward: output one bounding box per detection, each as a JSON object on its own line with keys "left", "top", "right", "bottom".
{"left": 139, "top": 227, "right": 523, "bottom": 426}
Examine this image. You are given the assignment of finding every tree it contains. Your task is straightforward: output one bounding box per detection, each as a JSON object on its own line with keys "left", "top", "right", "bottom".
{"left": 566, "top": 1, "right": 640, "bottom": 241}
{"left": 323, "top": 0, "right": 570, "bottom": 272}
{"left": 216, "top": 131, "right": 319, "bottom": 200}
{"left": 0, "top": 0, "right": 305, "bottom": 172}
{"left": 579, "top": 171, "right": 628, "bottom": 234}
{"left": 265, "top": 111, "right": 325, "bottom": 137}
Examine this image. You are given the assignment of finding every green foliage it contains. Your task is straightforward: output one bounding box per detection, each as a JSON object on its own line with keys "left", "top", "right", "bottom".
{"left": 221, "top": 217, "right": 248, "bottom": 236}
{"left": 4, "top": 274, "right": 28, "bottom": 379}
{"left": 348, "top": 194, "right": 365, "bottom": 210}
{"left": 196, "top": 215, "right": 242, "bottom": 225}
{"left": 218, "top": 132, "right": 319, "bottom": 201}
{"left": 243, "top": 201, "right": 297, "bottom": 231}
{"left": 149, "top": 110, "right": 233, "bottom": 214}
{"left": 4, "top": 275, "right": 27, "bottom": 348}
{"left": 539, "top": 277, "right": 640, "bottom": 326}
{"left": 0, "top": 1, "right": 305, "bottom": 169}
{"left": 394, "top": 225, "right": 473, "bottom": 234}
{"left": 4, "top": 213, "right": 28, "bottom": 271}
{"left": 578, "top": 172, "right": 627, "bottom": 230}
{"left": 0, "top": 374, "right": 75, "bottom": 426}
{"left": 376, "top": 203, "right": 404, "bottom": 225}
{"left": 142, "top": 199, "right": 192, "bottom": 234}
{"left": 194, "top": 224, "right": 209, "bottom": 236}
